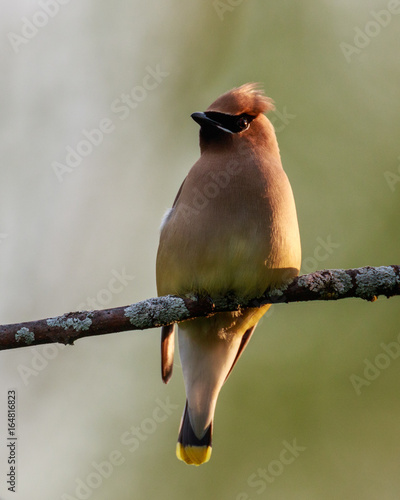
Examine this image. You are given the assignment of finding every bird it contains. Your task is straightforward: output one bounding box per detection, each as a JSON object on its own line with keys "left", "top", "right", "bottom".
{"left": 156, "top": 83, "right": 301, "bottom": 466}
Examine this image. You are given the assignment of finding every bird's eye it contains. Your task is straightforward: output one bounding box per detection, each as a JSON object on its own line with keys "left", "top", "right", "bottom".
{"left": 236, "top": 116, "right": 249, "bottom": 131}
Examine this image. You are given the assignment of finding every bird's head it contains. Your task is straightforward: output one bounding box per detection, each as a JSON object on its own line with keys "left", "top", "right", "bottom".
{"left": 191, "top": 83, "right": 276, "bottom": 152}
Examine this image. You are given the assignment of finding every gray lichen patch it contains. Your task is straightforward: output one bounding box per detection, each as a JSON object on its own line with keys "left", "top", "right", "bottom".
{"left": 297, "top": 272, "right": 326, "bottom": 293}
{"left": 355, "top": 266, "right": 398, "bottom": 299}
{"left": 268, "top": 280, "right": 290, "bottom": 299}
{"left": 46, "top": 313, "right": 93, "bottom": 331}
{"left": 326, "top": 270, "right": 352, "bottom": 295}
{"left": 15, "top": 327, "right": 35, "bottom": 345}
{"left": 124, "top": 295, "right": 190, "bottom": 328}
{"left": 297, "top": 270, "right": 352, "bottom": 298}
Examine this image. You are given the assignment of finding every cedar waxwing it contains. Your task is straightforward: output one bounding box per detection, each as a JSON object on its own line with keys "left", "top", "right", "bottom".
{"left": 156, "top": 83, "right": 301, "bottom": 466}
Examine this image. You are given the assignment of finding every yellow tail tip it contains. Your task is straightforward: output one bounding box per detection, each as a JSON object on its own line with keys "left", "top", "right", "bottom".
{"left": 176, "top": 442, "right": 212, "bottom": 466}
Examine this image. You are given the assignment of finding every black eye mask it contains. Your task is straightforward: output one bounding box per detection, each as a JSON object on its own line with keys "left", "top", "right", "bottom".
{"left": 203, "top": 112, "right": 256, "bottom": 133}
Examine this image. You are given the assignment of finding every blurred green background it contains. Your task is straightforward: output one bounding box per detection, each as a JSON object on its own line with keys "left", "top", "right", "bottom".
{"left": 1, "top": 1, "right": 399, "bottom": 499}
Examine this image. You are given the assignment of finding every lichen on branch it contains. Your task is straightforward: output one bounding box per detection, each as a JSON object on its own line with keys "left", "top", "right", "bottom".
{"left": 0, "top": 265, "right": 398, "bottom": 351}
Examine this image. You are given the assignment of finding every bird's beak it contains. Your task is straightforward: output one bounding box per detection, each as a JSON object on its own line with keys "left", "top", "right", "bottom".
{"left": 191, "top": 112, "right": 234, "bottom": 134}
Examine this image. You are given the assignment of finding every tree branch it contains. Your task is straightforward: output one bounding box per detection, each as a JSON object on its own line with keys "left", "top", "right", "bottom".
{"left": 1, "top": 265, "right": 399, "bottom": 351}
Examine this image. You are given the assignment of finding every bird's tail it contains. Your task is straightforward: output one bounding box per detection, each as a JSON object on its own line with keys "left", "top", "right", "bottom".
{"left": 176, "top": 401, "right": 212, "bottom": 465}
{"left": 175, "top": 313, "right": 263, "bottom": 466}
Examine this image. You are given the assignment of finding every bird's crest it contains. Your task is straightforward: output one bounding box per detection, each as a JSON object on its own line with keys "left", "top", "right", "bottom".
{"left": 206, "top": 83, "right": 275, "bottom": 116}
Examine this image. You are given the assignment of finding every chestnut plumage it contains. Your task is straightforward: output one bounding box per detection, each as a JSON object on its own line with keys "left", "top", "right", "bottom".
{"left": 156, "top": 83, "right": 301, "bottom": 465}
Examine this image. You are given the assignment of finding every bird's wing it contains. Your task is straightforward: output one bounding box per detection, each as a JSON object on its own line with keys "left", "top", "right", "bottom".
{"left": 172, "top": 177, "right": 186, "bottom": 207}
{"left": 161, "top": 324, "right": 175, "bottom": 384}
{"left": 224, "top": 324, "right": 256, "bottom": 383}
{"left": 159, "top": 177, "right": 187, "bottom": 383}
